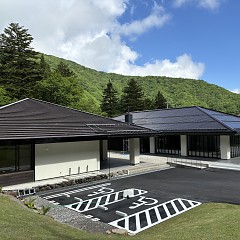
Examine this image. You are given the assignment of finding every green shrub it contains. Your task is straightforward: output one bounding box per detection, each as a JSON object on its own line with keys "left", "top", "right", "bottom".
{"left": 24, "top": 197, "right": 36, "bottom": 209}
{"left": 40, "top": 205, "right": 51, "bottom": 215}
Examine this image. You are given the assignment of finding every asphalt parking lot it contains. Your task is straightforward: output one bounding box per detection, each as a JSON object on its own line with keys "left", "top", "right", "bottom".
{"left": 39, "top": 168, "right": 240, "bottom": 234}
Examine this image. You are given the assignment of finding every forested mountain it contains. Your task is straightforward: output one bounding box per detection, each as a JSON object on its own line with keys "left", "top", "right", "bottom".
{"left": 0, "top": 23, "right": 239, "bottom": 116}
{"left": 43, "top": 54, "right": 240, "bottom": 115}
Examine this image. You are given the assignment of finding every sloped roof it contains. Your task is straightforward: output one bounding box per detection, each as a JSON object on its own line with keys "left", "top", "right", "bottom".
{"left": 0, "top": 98, "right": 153, "bottom": 141}
{"left": 114, "top": 107, "right": 240, "bottom": 134}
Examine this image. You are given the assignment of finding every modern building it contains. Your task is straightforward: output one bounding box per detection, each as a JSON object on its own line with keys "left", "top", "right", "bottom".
{"left": 114, "top": 106, "right": 240, "bottom": 160}
{"left": 0, "top": 98, "right": 153, "bottom": 186}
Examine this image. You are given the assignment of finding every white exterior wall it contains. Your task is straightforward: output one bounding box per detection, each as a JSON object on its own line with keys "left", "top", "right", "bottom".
{"left": 220, "top": 135, "right": 231, "bottom": 160}
{"left": 129, "top": 138, "right": 140, "bottom": 165}
{"left": 150, "top": 137, "right": 155, "bottom": 154}
{"left": 35, "top": 141, "right": 100, "bottom": 180}
{"left": 180, "top": 135, "right": 188, "bottom": 157}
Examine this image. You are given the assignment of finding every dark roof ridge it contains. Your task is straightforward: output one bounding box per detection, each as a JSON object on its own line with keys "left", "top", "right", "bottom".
{"left": 124, "top": 106, "right": 200, "bottom": 114}
{"left": 0, "top": 98, "right": 29, "bottom": 110}
{"left": 196, "top": 106, "right": 236, "bottom": 133}
{"left": 33, "top": 98, "right": 155, "bottom": 128}
{"left": 3, "top": 98, "right": 151, "bottom": 129}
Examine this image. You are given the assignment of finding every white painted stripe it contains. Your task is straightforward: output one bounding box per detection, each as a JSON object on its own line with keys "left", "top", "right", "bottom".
{"left": 84, "top": 199, "right": 93, "bottom": 211}
{"left": 98, "top": 205, "right": 108, "bottom": 211}
{"left": 95, "top": 196, "right": 102, "bottom": 208}
{"left": 43, "top": 183, "right": 111, "bottom": 200}
{"left": 154, "top": 206, "right": 161, "bottom": 221}
{"left": 145, "top": 210, "right": 152, "bottom": 226}
{"left": 170, "top": 200, "right": 180, "bottom": 214}
{"left": 125, "top": 217, "right": 129, "bottom": 232}
{"left": 105, "top": 194, "right": 111, "bottom": 205}
{"left": 178, "top": 199, "right": 188, "bottom": 210}
{"left": 66, "top": 188, "right": 147, "bottom": 213}
{"left": 162, "top": 204, "right": 171, "bottom": 217}
{"left": 114, "top": 192, "right": 119, "bottom": 201}
{"left": 135, "top": 213, "right": 141, "bottom": 232}
{"left": 109, "top": 198, "right": 201, "bottom": 235}
{"left": 116, "top": 211, "right": 128, "bottom": 217}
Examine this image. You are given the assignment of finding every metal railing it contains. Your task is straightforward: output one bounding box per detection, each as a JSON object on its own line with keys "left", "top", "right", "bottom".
{"left": 167, "top": 157, "right": 208, "bottom": 169}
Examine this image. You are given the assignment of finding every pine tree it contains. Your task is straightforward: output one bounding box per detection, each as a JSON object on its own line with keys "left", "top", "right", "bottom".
{"left": 39, "top": 54, "right": 51, "bottom": 78}
{"left": 101, "top": 80, "right": 119, "bottom": 117}
{"left": 144, "top": 97, "right": 154, "bottom": 110}
{"left": 0, "top": 23, "right": 43, "bottom": 99}
{"left": 121, "top": 78, "right": 145, "bottom": 112}
{"left": 155, "top": 91, "right": 167, "bottom": 109}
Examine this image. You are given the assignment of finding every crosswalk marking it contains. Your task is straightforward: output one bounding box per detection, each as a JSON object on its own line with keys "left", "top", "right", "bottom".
{"left": 66, "top": 189, "right": 147, "bottom": 213}
{"left": 109, "top": 198, "right": 201, "bottom": 234}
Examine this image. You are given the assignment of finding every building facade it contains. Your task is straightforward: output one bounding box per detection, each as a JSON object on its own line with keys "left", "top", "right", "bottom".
{"left": 114, "top": 106, "right": 240, "bottom": 160}
{"left": 0, "top": 99, "right": 152, "bottom": 186}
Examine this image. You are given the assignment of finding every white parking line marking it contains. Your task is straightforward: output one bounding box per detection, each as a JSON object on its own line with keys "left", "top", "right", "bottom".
{"left": 88, "top": 187, "right": 114, "bottom": 197}
{"left": 66, "top": 189, "right": 147, "bottom": 213}
{"left": 109, "top": 198, "right": 201, "bottom": 234}
{"left": 43, "top": 183, "right": 111, "bottom": 200}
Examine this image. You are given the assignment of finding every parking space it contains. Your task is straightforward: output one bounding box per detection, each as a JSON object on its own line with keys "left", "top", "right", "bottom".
{"left": 40, "top": 167, "right": 240, "bottom": 234}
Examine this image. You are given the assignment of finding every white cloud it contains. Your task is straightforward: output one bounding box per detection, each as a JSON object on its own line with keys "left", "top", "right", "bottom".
{"left": 0, "top": 0, "right": 204, "bottom": 79}
{"left": 118, "top": 4, "right": 171, "bottom": 37}
{"left": 112, "top": 54, "right": 205, "bottom": 79}
{"left": 231, "top": 89, "right": 240, "bottom": 94}
{"left": 173, "top": 0, "right": 222, "bottom": 9}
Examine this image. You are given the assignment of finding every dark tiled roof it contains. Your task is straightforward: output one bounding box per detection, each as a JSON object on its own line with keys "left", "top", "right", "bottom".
{"left": 114, "top": 107, "right": 240, "bottom": 134}
{"left": 0, "top": 99, "right": 152, "bottom": 141}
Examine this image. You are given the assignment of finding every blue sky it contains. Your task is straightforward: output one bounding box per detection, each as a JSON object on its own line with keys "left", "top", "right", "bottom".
{"left": 0, "top": 0, "right": 239, "bottom": 92}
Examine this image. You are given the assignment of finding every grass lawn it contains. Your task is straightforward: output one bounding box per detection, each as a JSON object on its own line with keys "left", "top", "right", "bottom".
{"left": 0, "top": 194, "right": 239, "bottom": 240}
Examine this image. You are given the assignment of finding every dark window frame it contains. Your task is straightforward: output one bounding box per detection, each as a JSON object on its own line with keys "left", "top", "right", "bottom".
{"left": 155, "top": 135, "right": 181, "bottom": 156}
{"left": 0, "top": 144, "right": 34, "bottom": 174}
{"left": 230, "top": 135, "right": 240, "bottom": 158}
{"left": 187, "top": 135, "right": 220, "bottom": 159}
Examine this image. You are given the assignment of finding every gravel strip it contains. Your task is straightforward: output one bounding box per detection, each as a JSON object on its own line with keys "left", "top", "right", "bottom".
{"left": 34, "top": 196, "right": 112, "bottom": 234}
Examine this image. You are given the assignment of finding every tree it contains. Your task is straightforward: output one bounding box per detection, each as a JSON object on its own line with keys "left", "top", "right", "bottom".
{"left": 0, "top": 86, "right": 11, "bottom": 106}
{"left": 0, "top": 23, "right": 43, "bottom": 99}
{"left": 143, "top": 97, "right": 154, "bottom": 110}
{"left": 39, "top": 54, "right": 51, "bottom": 78}
{"left": 101, "top": 80, "right": 119, "bottom": 117}
{"left": 57, "top": 61, "right": 74, "bottom": 77}
{"left": 155, "top": 91, "right": 168, "bottom": 109}
{"left": 121, "top": 78, "right": 145, "bottom": 112}
{"left": 36, "top": 72, "right": 82, "bottom": 107}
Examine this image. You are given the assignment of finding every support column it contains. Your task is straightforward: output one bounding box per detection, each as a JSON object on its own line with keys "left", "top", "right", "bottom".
{"left": 129, "top": 138, "right": 140, "bottom": 165}
{"left": 220, "top": 135, "right": 231, "bottom": 160}
{"left": 100, "top": 140, "right": 108, "bottom": 162}
{"left": 150, "top": 137, "right": 155, "bottom": 154}
{"left": 180, "top": 135, "right": 187, "bottom": 157}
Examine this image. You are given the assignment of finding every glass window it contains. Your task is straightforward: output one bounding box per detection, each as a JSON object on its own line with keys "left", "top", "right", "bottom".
{"left": 0, "top": 144, "right": 33, "bottom": 174}
{"left": 188, "top": 135, "right": 220, "bottom": 159}
{"left": 0, "top": 145, "right": 16, "bottom": 173}
{"left": 18, "top": 145, "right": 32, "bottom": 171}
{"left": 155, "top": 135, "right": 180, "bottom": 155}
{"left": 230, "top": 135, "right": 240, "bottom": 158}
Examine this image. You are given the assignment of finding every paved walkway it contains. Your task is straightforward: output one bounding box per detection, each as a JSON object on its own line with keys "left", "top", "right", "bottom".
{"left": 2, "top": 153, "right": 170, "bottom": 191}
{"left": 3, "top": 152, "right": 240, "bottom": 191}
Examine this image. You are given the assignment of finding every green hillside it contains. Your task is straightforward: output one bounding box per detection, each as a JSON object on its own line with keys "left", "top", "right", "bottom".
{"left": 44, "top": 54, "right": 240, "bottom": 115}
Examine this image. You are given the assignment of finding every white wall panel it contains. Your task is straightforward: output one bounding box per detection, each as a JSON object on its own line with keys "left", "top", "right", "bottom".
{"left": 35, "top": 141, "right": 100, "bottom": 180}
